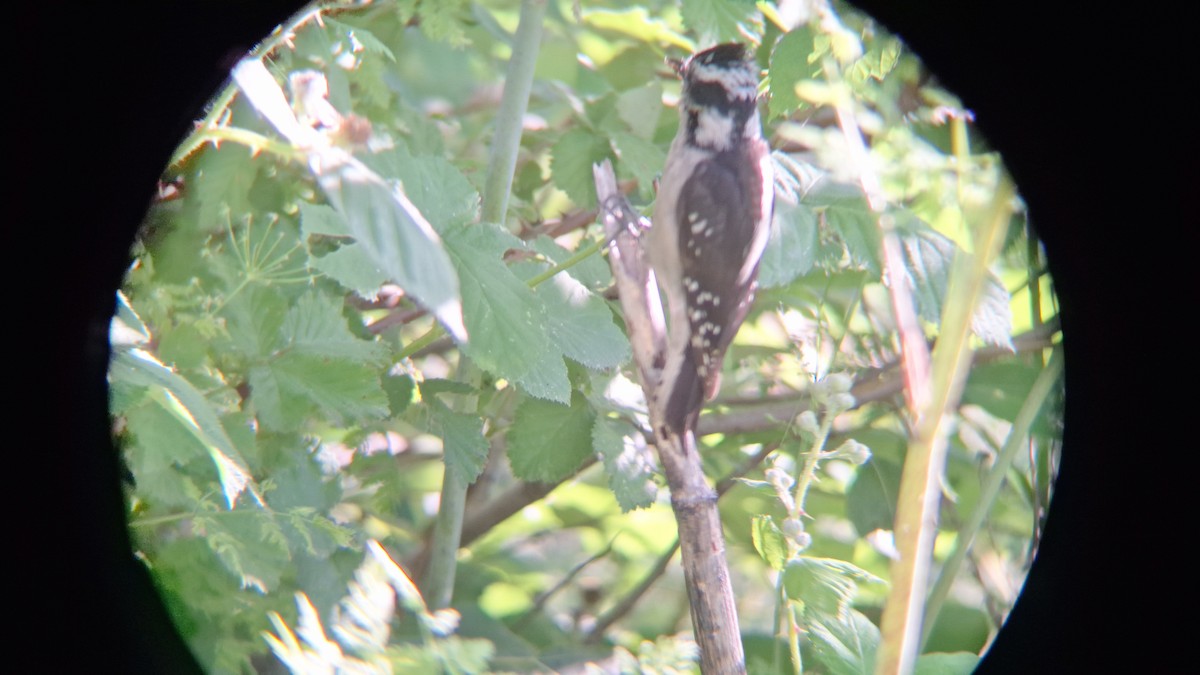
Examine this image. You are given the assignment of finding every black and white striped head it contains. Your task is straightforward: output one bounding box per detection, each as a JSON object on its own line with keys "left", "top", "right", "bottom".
{"left": 675, "top": 43, "right": 762, "bottom": 151}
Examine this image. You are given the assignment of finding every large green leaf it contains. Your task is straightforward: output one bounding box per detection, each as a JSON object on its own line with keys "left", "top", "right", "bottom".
{"left": 507, "top": 392, "right": 596, "bottom": 483}
{"left": 443, "top": 222, "right": 569, "bottom": 403}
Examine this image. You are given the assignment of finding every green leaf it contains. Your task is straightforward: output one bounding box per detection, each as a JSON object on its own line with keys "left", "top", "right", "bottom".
{"left": 507, "top": 392, "right": 596, "bottom": 483}
{"left": 551, "top": 128, "right": 616, "bottom": 208}
{"left": 196, "top": 509, "right": 291, "bottom": 593}
{"left": 612, "top": 132, "right": 668, "bottom": 200}
{"left": 616, "top": 82, "right": 664, "bottom": 139}
{"left": 914, "top": 651, "right": 980, "bottom": 675}
{"left": 759, "top": 197, "right": 818, "bottom": 288}
{"left": 442, "top": 222, "right": 569, "bottom": 402}
{"left": 123, "top": 398, "right": 209, "bottom": 509}
{"left": 222, "top": 284, "right": 287, "bottom": 360}
{"left": 805, "top": 608, "right": 880, "bottom": 675}
{"left": 383, "top": 372, "right": 416, "bottom": 416}
{"left": 308, "top": 243, "right": 390, "bottom": 296}
{"left": 846, "top": 457, "right": 902, "bottom": 536}
{"left": 592, "top": 416, "right": 658, "bottom": 512}
{"left": 598, "top": 43, "right": 667, "bottom": 93}
{"left": 259, "top": 352, "right": 389, "bottom": 429}
{"left": 533, "top": 273, "right": 629, "bottom": 371}
{"left": 186, "top": 144, "right": 259, "bottom": 234}
{"left": 511, "top": 354, "right": 572, "bottom": 404}
{"left": 110, "top": 348, "right": 257, "bottom": 508}
{"left": 426, "top": 398, "right": 489, "bottom": 485}
{"left": 280, "top": 291, "right": 388, "bottom": 363}
{"left": 681, "top": 0, "right": 763, "bottom": 45}
{"left": 889, "top": 214, "right": 1014, "bottom": 349}
{"left": 582, "top": 8, "right": 692, "bottom": 50}
{"left": 750, "top": 514, "right": 788, "bottom": 571}
{"left": 314, "top": 154, "right": 465, "bottom": 341}
{"left": 528, "top": 235, "right": 612, "bottom": 292}
{"left": 361, "top": 148, "right": 480, "bottom": 232}
{"left": 324, "top": 17, "right": 396, "bottom": 62}
{"left": 783, "top": 556, "right": 883, "bottom": 618}
{"left": 768, "top": 25, "right": 822, "bottom": 119}
{"left": 825, "top": 203, "right": 882, "bottom": 274}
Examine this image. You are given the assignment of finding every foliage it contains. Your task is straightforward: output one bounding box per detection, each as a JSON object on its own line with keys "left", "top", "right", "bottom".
{"left": 111, "top": 0, "right": 1063, "bottom": 673}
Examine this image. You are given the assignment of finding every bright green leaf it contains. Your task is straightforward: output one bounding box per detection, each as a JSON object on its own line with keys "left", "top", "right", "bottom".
{"left": 750, "top": 514, "right": 789, "bottom": 571}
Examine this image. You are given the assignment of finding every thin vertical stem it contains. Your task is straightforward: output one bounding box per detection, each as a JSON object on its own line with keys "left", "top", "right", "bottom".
{"left": 920, "top": 346, "right": 1063, "bottom": 648}
{"left": 422, "top": 0, "right": 545, "bottom": 608}
{"left": 875, "top": 176, "right": 1016, "bottom": 675}
{"left": 482, "top": 0, "right": 547, "bottom": 227}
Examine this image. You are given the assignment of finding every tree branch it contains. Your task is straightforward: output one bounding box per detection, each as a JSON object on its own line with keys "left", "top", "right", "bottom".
{"left": 594, "top": 160, "right": 746, "bottom": 674}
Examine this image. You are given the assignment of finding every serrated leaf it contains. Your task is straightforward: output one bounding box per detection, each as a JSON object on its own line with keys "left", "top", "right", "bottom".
{"left": 383, "top": 372, "right": 415, "bottom": 416}
{"left": 123, "top": 399, "right": 208, "bottom": 509}
{"left": 889, "top": 213, "right": 1013, "bottom": 349}
{"left": 599, "top": 44, "right": 670, "bottom": 93}
{"left": 186, "top": 144, "right": 259, "bottom": 233}
{"left": 280, "top": 291, "right": 387, "bottom": 363}
{"left": 426, "top": 398, "right": 489, "bottom": 485}
{"left": 442, "top": 222, "right": 568, "bottom": 401}
{"left": 197, "top": 509, "right": 291, "bottom": 592}
{"left": 783, "top": 556, "right": 883, "bottom": 619}
{"left": 750, "top": 514, "right": 789, "bottom": 571}
{"left": 223, "top": 284, "right": 287, "bottom": 359}
{"left": 360, "top": 148, "right": 480, "bottom": 232}
{"left": 507, "top": 392, "right": 596, "bottom": 483}
{"left": 511, "top": 354, "right": 571, "bottom": 405}
{"left": 299, "top": 201, "right": 352, "bottom": 238}
{"left": 681, "top": 0, "right": 762, "bottom": 45}
{"left": 805, "top": 608, "right": 880, "bottom": 675}
{"left": 528, "top": 235, "right": 612, "bottom": 292}
{"left": 551, "top": 128, "right": 616, "bottom": 208}
{"left": 266, "top": 352, "right": 390, "bottom": 427}
{"left": 534, "top": 273, "right": 630, "bottom": 370}
{"left": 825, "top": 203, "right": 882, "bottom": 273}
{"left": 309, "top": 243, "right": 390, "bottom": 296}
{"left": 592, "top": 416, "right": 657, "bottom": 511}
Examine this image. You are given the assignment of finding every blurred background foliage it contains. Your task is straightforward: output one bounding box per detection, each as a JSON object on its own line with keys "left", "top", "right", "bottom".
{"left": 110, "top": 0, "right": 1062, "bottom": 672}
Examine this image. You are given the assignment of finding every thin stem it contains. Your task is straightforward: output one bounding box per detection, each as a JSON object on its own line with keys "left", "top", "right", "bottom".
{"left": 874, "top": 175, "right": 1016, "bottom": 675}
{"left": 481, "top": 0, "right": 547, "bottom": 228}
{"left": 920, "top": 346, "right": 1062, "bottom": 648}
{"left": 422, "top": 0, "right": 546, "bottom": 611}
{"left": 524, "top": 236, "right": 605, "bottom": 288}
